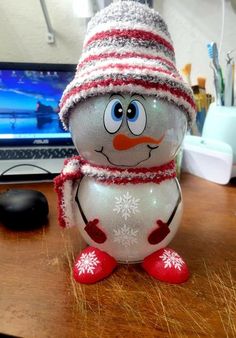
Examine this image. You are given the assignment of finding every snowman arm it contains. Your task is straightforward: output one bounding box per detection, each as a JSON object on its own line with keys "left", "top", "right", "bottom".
{"left": 148, "top": 178, "right": 182, "bottom": 245}
{"left": 75, "top": 183, "right": 88, "bottom": 225}
{"left": 166, "top": 178, "right": 182, "bottom": 226}
{"left": 74, "top": 184, "right": 107, "bottom": 244}
{"left": 54, "top": 156, "right": 83, "bottom": 228}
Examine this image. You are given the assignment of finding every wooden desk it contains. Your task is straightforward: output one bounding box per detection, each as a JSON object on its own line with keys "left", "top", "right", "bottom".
{"left": 0, "top": 174, "right": 235, "bottom": 338}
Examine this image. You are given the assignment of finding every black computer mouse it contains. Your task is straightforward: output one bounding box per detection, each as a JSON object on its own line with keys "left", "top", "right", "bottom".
{"left": 0, "top": 189, "right": 49, "bottom": 230}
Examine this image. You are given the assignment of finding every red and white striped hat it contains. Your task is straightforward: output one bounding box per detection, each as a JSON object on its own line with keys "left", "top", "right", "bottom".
{"left": 59, "top": 0, "right": 195, "bottom": 129}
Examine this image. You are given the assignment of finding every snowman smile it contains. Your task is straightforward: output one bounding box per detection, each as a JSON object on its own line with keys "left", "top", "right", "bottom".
{"left": 95, "top": 145, "right": 159, "bottom": 167}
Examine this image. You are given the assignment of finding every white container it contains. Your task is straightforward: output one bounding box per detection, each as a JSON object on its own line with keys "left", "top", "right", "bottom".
{"left": 202, "top": 103, "right": 236, "bottom": 178}
{"left": 182, "top": 135, "right": 233, "bottom": 184}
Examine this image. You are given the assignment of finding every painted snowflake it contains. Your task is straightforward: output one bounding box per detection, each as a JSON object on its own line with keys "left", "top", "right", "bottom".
{"left": 113, "top": 191, "right": 140, "bottom": 220}
{"left": 75, "top": 251, "right": 100, "bottom": 275}
{"left": 160, "top": 249, "right": 184, "bottom": 270}
{"left": 113, "top": 224, "right": 138, "bottom": 247}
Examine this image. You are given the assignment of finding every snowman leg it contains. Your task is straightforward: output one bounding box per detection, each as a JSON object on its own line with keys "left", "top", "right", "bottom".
{"left": 73, "top": 246, "right": 117, "bottom": 284}
{"left": 142, "top": 248, "right": 189, "bottom": 284}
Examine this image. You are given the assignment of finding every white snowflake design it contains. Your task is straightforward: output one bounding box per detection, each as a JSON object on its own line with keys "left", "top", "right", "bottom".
{"left": 113, "top": 191, "right": 140, "bottom": 220}
{"left": 113, "top": 224, "right": 139, "bottom": 248}
{"left": 75, "top": 251, "right": 100, "bottom": 275}
{"left": 160, "top": 249, "right": 184, "bottom": 271}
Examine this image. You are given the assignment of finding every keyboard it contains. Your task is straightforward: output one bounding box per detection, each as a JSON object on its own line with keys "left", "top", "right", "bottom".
{"left": 0, "top": 147, "right": 78, "bottom": 160}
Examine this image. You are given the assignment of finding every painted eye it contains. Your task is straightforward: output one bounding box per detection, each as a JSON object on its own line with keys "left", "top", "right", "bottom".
{"left": 127, "top": 100, "right": 146, "bottom": 135}
{"left": 104, "top": 99, "right": 124, "bottom": 134}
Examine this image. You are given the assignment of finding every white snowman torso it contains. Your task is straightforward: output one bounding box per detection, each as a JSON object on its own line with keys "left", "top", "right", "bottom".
{"left": 75, "top": 175, "right": 182, "bottom": 263}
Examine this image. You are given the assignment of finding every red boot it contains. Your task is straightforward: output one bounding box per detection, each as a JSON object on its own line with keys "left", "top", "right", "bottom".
{"left": 73, "top": 246, "right": 117, "bottom": 284}
{"left": 142, "top": 248, "right": 189, "bottom": 284}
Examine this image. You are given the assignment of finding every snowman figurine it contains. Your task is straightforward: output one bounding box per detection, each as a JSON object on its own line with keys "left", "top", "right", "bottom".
{"left": 55, "top": 1, "right": 195, "bottom": 284}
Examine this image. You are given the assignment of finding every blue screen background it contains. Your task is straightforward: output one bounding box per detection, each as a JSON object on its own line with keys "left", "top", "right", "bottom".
{"left": 0, "top": 69, "right": 74, "bottom": 136}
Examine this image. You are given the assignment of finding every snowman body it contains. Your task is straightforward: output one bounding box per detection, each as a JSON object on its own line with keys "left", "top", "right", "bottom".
{"left": 53, "top": 93, "right": 194, "bottom": 283}
{"left": 75, "top": 175, "right": 182, "bottom": 263}
{"left": 65, "top": 95, "right": 187, "bottom": 266}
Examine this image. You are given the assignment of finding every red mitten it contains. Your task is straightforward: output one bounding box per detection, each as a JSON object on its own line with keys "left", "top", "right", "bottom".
{"left": 73, "top": 246, "right": 117, "bottom": 284}
{"left": 148, "top": 220, "right": 170, "bottom": 244}
{"left": 84, "top": 219, "right": 107, "bottom": 243}
{"left": 142, "top": 248, "right": 189, "bottom": 284}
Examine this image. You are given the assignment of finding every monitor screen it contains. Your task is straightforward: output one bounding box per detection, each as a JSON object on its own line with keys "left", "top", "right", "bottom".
{"left": 0, "top": 62, "right": 76, "bottom": 146}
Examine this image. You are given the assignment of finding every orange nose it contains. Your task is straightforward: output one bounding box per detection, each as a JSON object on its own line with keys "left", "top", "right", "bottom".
{"left": 113, "top": 133, "right": 165, "bottom": 151}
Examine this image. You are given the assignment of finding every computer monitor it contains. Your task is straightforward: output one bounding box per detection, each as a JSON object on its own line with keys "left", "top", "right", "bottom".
{"left": 0, "top": 62, "right": 76, "bottom": 146}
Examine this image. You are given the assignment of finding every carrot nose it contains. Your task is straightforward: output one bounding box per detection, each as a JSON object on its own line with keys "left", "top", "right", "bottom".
{"left": 113, "top": 133, "right": 164, "bottom": 151}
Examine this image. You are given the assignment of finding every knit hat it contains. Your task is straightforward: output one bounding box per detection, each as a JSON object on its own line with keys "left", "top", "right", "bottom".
{"left": 59, "top": 0, "right": 195, "bottom": 129}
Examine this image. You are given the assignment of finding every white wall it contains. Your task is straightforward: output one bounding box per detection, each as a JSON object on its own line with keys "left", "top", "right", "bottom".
{"left": 0, "top": 0, "right": 86, "bottom": 64}
{"left": 156, "top": 0, "right": 236, "bottom": 96}
{"left": 1, "top": 0, "right": 236, "bottom": 95}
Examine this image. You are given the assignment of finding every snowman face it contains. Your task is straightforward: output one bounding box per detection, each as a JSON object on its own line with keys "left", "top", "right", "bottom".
{"left": 69, "top": 94, "right": 187, "bottom": 168}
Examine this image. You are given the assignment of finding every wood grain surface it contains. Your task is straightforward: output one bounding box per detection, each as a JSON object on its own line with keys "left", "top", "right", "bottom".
{"left": 0, "top": 174, "right": 235, "bottom": 338}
